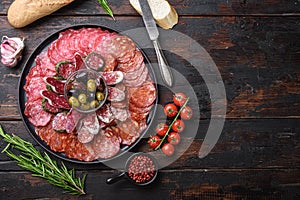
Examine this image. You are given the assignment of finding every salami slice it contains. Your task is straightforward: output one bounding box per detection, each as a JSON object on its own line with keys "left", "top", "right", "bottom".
{"left": 64, "top": 136, "right": 96, "bottom": 161}
{"left": 24, "top": 76, "right": 46, "bottom": 101}
{"left": 77, "top": 125, "right": 95, "bottom": 144}
{"left": 101, "top": 71, "right": 124, "bottom": 85}
{"left": 112, "top": 119, "right": 140, "bottom": 145}
{"left": 130, "top": 112, "right": 149, "bottom": 122}
{"left": 96, "top": 104, "right": 115, "bottom": 123}
{"left": 110, "top": 106, "right": 129, "bottom": 122}
{"left": 52, "top": 112, "right": 67, "bottom": 132}
{"left": 24, "top": 98, "right": 52, "bottom": 127}
{"left": 117, "top": 50, "right": 144, "bottom": 73}
{"left": 107, "top": 87, "right": 126, "bottom": 102}
{"left": 41, "top": 90, "right": 71, "bottom": 109}
{"left": 55, "top": 61, "right": 76, "bottom": 79}
{"left": 42, "top": 98, "right": 62, "bottom": 114}
{"left": 129, "top": 102, "right": 153, "bottom": 114}
{"left": 123, "top": 65, "right": 149, "bottom": 87}
{"left": 66, "top": 109, "right": 83, "bottom": 133}
{"left": 123, "top": 63, "right": 146, "bottom": 81}
{"left": 44, "top": 77, "right": 65, "bottom": 94}
{"left": 129, "top": 81, "right": 156, "bottom": 108}
{"left": 102, "top": 54, "right": 118, "bottom": 72}
{"left": 81, "top": 113, "right": 100, "bottom": 135}
{"left": 92, "top": 131, "right": 120, "bottom": 159}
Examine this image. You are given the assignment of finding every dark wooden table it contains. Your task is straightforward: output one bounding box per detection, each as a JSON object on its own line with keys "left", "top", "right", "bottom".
{"left": 0, "top": 0, "right": 299, "bottom": 199}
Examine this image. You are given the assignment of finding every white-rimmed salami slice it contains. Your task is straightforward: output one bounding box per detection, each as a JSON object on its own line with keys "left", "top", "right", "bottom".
{"left": 24, "top": 98, "right": 52, "bottom": 127}
{"left": 107, "top": 87, "right": 126, "bottom": 102}
{"left": 44, "top": 77, "right": 65, "bottom": 94}
{"left": 42, "top": 98, "right": 62, "bottom": 114}
{"left": 52, "top": 112, "right": 67, "bottom": 132}
{"left": 92, "top": 131, "right": 120, "bottom": 159}
{"left": 101, "top": 71, "right": 124, "bottom": 85}
{"left": 41, "top": 90, "right": 71, "bottom": 110}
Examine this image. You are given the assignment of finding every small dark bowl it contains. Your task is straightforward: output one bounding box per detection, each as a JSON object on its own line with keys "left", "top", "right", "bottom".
{"left": 64, "top": 69, "right": 108, "bottom": 113}
{"left": 106, "top": 153, "right": 158, "bottom": 186}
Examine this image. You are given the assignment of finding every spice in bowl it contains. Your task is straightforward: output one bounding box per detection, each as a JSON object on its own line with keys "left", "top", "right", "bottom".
{"left": 126, "top": 153, "right": 157, "bottom": 184}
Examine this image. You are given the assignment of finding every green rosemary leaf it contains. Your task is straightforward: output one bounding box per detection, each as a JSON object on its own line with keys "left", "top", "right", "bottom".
{"left": 97, "top": 0, "right": 115, "bottom": 19}
{"left": 0, "top": 125, "right": 86, "bottom": 195}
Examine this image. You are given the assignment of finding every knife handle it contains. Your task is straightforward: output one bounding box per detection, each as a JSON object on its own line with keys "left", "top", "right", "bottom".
{"left": 152, "top": 39, "right": 173, "bottom": 87}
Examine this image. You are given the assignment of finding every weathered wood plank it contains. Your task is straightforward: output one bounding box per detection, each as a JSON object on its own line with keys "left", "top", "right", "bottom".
{"left": 0, "top": 118, "right": 299, "bottom": 170}
{"left": 0, "top": 16, "right": 299, "bottom": 118}
{"left": 0, "top": 169, "right": 299, "bottom": 199}
{"left": 1, "top": 0, "right": 300, "bottom": 16}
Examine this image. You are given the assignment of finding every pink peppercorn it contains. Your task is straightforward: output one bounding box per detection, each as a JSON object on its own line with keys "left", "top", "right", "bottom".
{"left": 127, "top": 154, "right": 156, "bottom": 184}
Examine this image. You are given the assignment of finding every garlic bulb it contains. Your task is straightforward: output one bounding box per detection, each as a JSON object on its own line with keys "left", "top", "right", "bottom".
{"left": 1, "top": 36, "right": 25, "bottom": 68}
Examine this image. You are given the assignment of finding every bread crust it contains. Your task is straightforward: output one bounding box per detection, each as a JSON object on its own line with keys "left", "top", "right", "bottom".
{"left": 129, "top": 0, "right": 178, "bottom": 29}
{"left": 8, "top": 0, "right": 74, "bottom": 28}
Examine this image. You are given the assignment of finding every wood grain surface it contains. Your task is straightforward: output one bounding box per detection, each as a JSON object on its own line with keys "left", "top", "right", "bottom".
{"left": 0, "top": 0, "right": 299, "bottom": 199}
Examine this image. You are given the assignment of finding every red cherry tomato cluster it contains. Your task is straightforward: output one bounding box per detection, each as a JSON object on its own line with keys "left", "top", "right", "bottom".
{"left": 148, "top": 92, "right": 193, "bottom": 157}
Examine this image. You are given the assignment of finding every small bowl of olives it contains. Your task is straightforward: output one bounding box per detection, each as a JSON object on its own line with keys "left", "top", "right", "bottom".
{"left": 64, "top": 69, "right": 108, "bottom": 113}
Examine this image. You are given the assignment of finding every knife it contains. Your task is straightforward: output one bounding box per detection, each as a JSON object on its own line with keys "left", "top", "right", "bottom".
{"left": 138, "top": 0, "right": 173, "bottom": 87}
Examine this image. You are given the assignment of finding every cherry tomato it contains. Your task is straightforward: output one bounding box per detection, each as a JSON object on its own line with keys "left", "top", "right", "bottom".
{"left": 148, "top": 135, "right": 161, "bottom": 149}
{"left": 161, "top": 143, "right": 175, "bottom": 156}
{"left": 155, "top": 123, "right": 169, "bottom": 136}
{"left": 172, "top": 119, "right": 185, "bottom": 133}
{"left": 173, "top": 93, "right": 187, "bottom": 106}
{"left": 180, "top": 106, "right": 193, "bottom": 120}
{"left": 167, "top": 132, "right": 181, "bottom": 145}
{"left": 164, "top": 103, "right": 178, "bottom": 117}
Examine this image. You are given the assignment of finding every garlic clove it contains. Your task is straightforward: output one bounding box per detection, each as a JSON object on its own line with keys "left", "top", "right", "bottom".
{"left": 1, "top": 36, "right": 25, "bottom": 68}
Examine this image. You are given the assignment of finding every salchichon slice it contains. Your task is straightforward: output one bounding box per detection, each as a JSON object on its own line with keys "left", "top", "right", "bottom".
{"left": 52, "top": 112, "right": 68, "bottom": 132}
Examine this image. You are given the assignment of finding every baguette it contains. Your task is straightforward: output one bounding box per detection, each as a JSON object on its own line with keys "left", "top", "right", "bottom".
{"left": 129, "top": 0, "right": 178, "bottom": 29}
{"left": 7, "top": 0, "right": 74, "bottom": 28}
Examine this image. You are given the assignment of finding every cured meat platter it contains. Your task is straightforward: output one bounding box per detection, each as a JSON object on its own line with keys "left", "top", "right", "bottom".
{"left": 18, "top": 25, "right": 157, "bottom": 164}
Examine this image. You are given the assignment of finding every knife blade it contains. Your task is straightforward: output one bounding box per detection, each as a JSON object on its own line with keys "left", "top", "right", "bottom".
{"left": 138, "top": 0, "right": 173, "bottom": 87}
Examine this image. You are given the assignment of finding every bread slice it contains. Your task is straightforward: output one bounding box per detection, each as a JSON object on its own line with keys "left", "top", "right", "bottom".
{"left": 129, "top": 0, "right": 178, "bottom": 29}
{"left": 7, "top": 0, "right": 74, "bottom": 28}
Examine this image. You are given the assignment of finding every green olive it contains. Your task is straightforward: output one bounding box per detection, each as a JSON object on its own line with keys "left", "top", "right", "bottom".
{"left": 90, "top": 100, "right": 100, "bottom": 108}
{"left": 96, "top": 91, "right": 105, "bottom": 101}
{"left": 68, "top": 96, "right": 79, "bottom": 107}
{"left": 87, "top": 79, "right": 96, "bottom": 92}
{"left": 80, "top": 103, "right": 90, "bottom": 110}
{"left": 78, "top": 93, "right": 87, "bottom": 104}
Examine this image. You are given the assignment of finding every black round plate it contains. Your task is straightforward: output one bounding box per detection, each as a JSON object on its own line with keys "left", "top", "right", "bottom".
{"left": 18, "top": 24, "right": 157, "bottom": 164}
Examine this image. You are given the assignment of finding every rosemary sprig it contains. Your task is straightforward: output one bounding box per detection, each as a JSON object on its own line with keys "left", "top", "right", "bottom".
{"left": 97, "top": 0, "right": 115, "bottom": 19}
{"left": 0, "top": 126, "right": 86, "bottom": 195}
